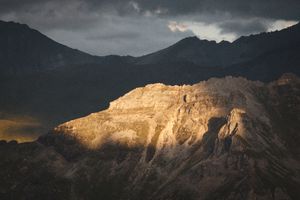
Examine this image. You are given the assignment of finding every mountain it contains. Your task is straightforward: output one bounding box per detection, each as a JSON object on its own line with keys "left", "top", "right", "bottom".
{"left": 135, "top": 22, "right": 300, "bottom": 67}
{"left": 0, "top": 20, "right": 300, "bottom": 141}
{"left": 1, "top": 74, "right": 299, "bottom": 199}
{"left": 0, "top": 21, "right": 102, "bottom": 75}
{"left": 1, "top": 20, "right": 299, "bottom": 76}
{"left": 134, "top": 37, "right": 223, "bottom": 65}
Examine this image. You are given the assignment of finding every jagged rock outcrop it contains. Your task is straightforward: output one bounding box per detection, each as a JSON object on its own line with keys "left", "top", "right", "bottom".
{"left": 1, "top": 74, "right": 300, "bottom": 200}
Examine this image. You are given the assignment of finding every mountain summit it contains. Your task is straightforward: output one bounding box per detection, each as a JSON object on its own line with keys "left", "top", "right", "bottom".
{"left": 135, "top": 36, "right": 221, "bottom": 65}
{"left": 136, "top": 22, "right": 300, "bottom": 68}
{"left": 1, "top": 74, "right": 299, "bottom": 199}
{"left": 0, "top": 21, "right": 101, "bottom": 74}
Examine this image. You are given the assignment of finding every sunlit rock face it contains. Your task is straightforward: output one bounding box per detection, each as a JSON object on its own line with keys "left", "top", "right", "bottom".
{"left": 1, "top": 74, "right": 300, "bottom": 200}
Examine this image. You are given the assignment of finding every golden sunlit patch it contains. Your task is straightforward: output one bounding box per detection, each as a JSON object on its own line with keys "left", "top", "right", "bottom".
{"left": 0, "top": 115, "right": 43, "bottom": 143}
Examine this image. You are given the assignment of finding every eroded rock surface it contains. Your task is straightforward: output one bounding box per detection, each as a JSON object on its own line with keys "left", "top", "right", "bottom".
{"left": 1, "top": 74, "right": 300, "bottom": 200}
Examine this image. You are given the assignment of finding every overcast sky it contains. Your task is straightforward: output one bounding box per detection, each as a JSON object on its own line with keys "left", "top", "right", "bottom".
{"left": 0, "top": 0, "right": 299, "bottom": 56}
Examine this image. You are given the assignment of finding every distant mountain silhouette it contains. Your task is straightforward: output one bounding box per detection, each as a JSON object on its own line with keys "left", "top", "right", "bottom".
{"left": 134, "top": 37, "right": 223, "bottom": 65}
{"left": 0, "top": 21, "right": 102, "bottom": 75}
{"left": 0, "top": 20, "right": 299, "bottom": 140}
{"left": 136, "top": 22, "right": 300, "bottom": 67}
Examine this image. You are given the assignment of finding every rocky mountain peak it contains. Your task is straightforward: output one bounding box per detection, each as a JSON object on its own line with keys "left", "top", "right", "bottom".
{"left": 50, "top": 75, "right": 291, "bottom": 153}
{"left": 37, "top": 74, "right": 299, "bottom": 199}
{"left": 53, "top": 76, "right": 262, "bottom": 148}
{"left": 2, "top": 74, "right": 300, "bottom": 199}
{"left": 276, "top": 73, "right": 300, "bottom": 85}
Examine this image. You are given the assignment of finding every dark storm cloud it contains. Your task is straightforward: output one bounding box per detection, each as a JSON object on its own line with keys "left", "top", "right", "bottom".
{"left": 219, "top": 19, "right": 269, "bottom": 36}
{"left": 1, "top": 0, "right": 300, "bottom": 20}
{"left": 134, "top": 0, "right": 300, "bottom": 20}
{"left": 86, "top": 32, "right": 140, "bottom": 41}
{"left": 43, "top": 14, "right": 192, "bottom": 56}
{"left": 0, "top": 0, "right": 299, "bottom": 56}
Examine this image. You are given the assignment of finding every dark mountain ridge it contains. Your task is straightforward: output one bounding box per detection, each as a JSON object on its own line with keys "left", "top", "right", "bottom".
{"left": 1, "top": 20, "right": 300, "bottom": 72}
{"left": 136, "top": 22, "right": 300, "bottom": 67}
{"left": 0, "top": 21, "right": 103, "bottom": 75}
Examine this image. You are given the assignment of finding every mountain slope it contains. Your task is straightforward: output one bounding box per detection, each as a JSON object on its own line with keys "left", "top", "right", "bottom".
{"left": 0, "top": 21, "right": 102, "bottom": 75}
{"left": 135, "top": 22, "right": 300, "bottom": 67}
{"left": 134, "top": 37, "right": 223, "bottom": 66}
{"left": 1, "top": 74, "right": 299, "bottom": 199}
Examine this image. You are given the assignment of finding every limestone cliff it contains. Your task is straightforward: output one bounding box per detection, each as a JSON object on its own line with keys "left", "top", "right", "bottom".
{"left": 1, "top": 74, "right": 300, "bottom": 200}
